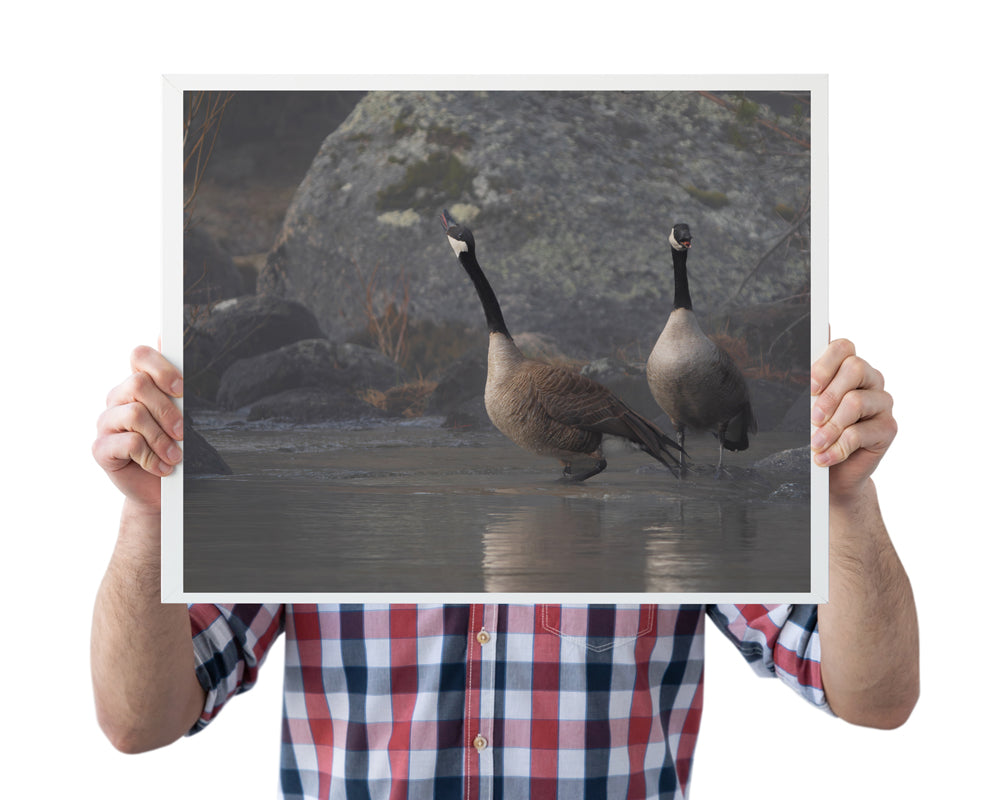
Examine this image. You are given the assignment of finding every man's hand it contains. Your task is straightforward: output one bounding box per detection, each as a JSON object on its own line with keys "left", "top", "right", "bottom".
{"left": 91, "top": 345, "right": 204, "bottom": 753}
{"left": 811, "top": 338, "right": 917, "bottom": 728}
{"left": 810, "top": 338, "right": 897, "bottom": 503}
{"left": 92, "top": 345, "right": 184, "bottom": 515}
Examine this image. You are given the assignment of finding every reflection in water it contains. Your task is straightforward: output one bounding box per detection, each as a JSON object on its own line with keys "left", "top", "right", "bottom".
{"left": 183, "top": 416, "right": 810, "bottom": 595}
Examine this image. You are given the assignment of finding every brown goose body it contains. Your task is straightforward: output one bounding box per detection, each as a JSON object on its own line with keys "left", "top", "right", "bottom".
{"left": 442, "top": 209, "right": 681, "bottom": 481}
{"left": 487, "top": 333, "right": 677, "bottom": 477}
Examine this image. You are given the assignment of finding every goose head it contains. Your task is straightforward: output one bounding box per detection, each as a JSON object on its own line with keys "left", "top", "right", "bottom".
{"left": 441, "top": 209, "right": 476, "bottom": 259}
{"left": 669, "top": 223, "right": 692, "bottom": 251}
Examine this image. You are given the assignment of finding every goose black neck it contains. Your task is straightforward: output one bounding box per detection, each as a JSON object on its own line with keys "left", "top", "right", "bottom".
{"left": 672, "top": 247, "right": 693, "bottom": 310}
{"left": 460, "top": 251, "right": 512, "bottom": 338}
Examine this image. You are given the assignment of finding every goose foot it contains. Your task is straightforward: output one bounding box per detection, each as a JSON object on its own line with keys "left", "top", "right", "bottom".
{"left": 558, "top": 458, "right": 608, "bottom": 483}
{"left": 713, "top": 463, "right": 733, "bottom": 480}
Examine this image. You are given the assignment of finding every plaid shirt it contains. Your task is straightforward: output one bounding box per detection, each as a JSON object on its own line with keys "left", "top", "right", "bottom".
{"left": 190, "top": 604, "right": 827, "bottom": 799}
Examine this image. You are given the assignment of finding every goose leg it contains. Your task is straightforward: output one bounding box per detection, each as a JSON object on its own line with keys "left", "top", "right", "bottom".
{"left": 677, "top": 427, "right": 688, "bottom": 476}
{"left": 713, "top": 427, "right": 734, "bottom": 480}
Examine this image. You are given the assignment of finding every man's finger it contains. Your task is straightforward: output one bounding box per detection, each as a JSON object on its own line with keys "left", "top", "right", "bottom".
{"left": 106, "top": 370, "right": 184, "bottom": 442}
{"left": 129, "top": 345, "right": 184, "bottom": 399}
{"left": 811, "top": 353, "right": 884, "bottom": 429}
{"left": 812, "top": 414, "right": 897, "bottom": 468}
{"left": 811, "top": 387, "right": 893, "bottom": 455}
{"left": 92, "top": 430, "right": 176, "bottom": 477}
{"left": 97, "top": 402, "right": 184, "bottom": 469}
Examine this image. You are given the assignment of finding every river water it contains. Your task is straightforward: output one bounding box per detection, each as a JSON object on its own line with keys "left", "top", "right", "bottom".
{"left": 184, "top": 413, "right": 811, "bottom": 596}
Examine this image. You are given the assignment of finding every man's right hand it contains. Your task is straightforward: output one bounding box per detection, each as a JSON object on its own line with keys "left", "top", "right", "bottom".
{"left": 92, "top": 345, "right": 184, "bottom": 515}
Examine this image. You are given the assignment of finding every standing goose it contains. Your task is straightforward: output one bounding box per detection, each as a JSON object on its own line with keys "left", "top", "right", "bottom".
{"left": 646, "top": 222, "right": 757, "bottom": 477}
{"left": 441, "top": 209, "right": 682, "bottom": 481}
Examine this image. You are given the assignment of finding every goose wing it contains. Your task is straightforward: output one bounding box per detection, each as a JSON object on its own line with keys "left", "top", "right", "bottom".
{"left": 526, "top": 363, "right": 682, "bottom": 459}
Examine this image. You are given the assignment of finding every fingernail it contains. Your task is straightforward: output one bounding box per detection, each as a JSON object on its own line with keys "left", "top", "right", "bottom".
{"left": 172, "top": 419, "right": 184, "bottom": 439}
{"left": 166, "top": 444, "right": 182, "bottom": 463}
{"left": 811, "top": 429, "right": 827, "bottom": 450}
{"left": 810, "top": 379, "right": 821, "bottom": 395}
{"left": 814, "top": 450, "right": 834, "bottom": 466}
{"left": 157, "top": 461, "right": 174, "bottom": 476}
{"left": 171, "top": 378, "right": 184, "bottom": 396}
{"left": 811, "top": 405, "right": 825, "bottom": 425}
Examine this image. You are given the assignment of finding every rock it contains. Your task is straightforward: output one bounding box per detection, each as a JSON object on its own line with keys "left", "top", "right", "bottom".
{"left": 217, "top": 338, "right": 337, "bottom": 409}
{"left": 216, "top": 338, "right": 404, "bottom": 410}
{"left": 333, "top": 342, "right": 406, "bottom": 391}
{"left": 257, "top": 90, "right": 812, "bottom": 362}
{"left": 777, "top": 387, "right": 812, "bottom": 433}
{"left": 747, "top": 379, "right": 804, "bottom": 432}
{"left": 441, "top": 399, "right": 493, "bottom": 431}
{"left": 184, "top": 294, "right": 325, "bottom": 401}
{"left": 247, "top": 387, "right": 376, "bottom": 423}
{"left": 752, "top": 446, "right": 811, "bottom": 478}
{"left": 184, "top": 227, "right": 246, "bottom": 305}
{"left": 581, "top": 357, "right": 661, "bottom": 419}
{"left": 426, "top": 352, "right": 488, "bottom": 415}
{"left": 182, "top": 412, "right": 231, "bottom": 475}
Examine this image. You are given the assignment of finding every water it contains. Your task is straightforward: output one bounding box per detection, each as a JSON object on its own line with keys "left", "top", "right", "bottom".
{"left": 184, "top": 414, "right": 810, "bottom": 595}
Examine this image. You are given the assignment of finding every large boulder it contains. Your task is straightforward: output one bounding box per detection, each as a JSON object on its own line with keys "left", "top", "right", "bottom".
{"left": 258, "top": 90, "right": 812, "bottom": 365}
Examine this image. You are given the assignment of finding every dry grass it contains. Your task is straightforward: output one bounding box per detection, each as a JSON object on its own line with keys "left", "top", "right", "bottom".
{"left": 355, "top": 259, "right": 411, "bottom": 368}
{"left": 360, "top": 379, "right": 438, "bottom": 418}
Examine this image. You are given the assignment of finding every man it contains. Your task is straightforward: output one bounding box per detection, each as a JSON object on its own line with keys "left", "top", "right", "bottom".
{"left": 91, "top": 339, "right": 918, "bottom": 799}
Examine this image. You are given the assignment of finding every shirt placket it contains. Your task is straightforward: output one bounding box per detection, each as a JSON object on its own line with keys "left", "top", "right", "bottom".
{"left": 465, "top": 603, "right": 499, "bottom": 800}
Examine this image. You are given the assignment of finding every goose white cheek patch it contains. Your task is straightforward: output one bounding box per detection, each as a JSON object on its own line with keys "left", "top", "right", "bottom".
{"left": 448, "top": 236, "right": 469, "bottom": 257}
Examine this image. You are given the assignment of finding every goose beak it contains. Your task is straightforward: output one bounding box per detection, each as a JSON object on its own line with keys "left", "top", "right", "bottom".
{"left": 440, "top": 209, "right": 457, "bottom": 232}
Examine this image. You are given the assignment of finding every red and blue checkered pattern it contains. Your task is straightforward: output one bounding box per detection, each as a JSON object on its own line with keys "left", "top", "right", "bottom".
{"left": 189, "top": 604, "right": 827, "bottom": 799}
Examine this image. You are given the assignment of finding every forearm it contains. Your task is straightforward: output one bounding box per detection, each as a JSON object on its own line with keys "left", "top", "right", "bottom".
{"left": 818, "top": 479, "right": 919, "bottom": 728}
{"left": 91, "top": 500, "right": 206, "bottom": 753}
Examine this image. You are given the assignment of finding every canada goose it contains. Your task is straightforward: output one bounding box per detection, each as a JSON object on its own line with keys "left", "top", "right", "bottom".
{"left": 440, "top": 208, "right": 682, "bottom": 481}
{"left": 646, "top": 223, "right": 757, "bottom": 477}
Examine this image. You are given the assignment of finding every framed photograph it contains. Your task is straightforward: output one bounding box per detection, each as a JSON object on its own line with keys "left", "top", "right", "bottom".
{"left": 161, "top": 75, "right": 828, "bottom": 603}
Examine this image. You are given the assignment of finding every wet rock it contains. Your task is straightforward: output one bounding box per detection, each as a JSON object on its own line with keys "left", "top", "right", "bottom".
{"left": 752, "top": 446, "right": 811, "bottom": 478}
{"left": 182, "top": 411, "right": 231, "bottom": 475}
{"left": 767, "top": 482, "right": 809, "bottom": 501}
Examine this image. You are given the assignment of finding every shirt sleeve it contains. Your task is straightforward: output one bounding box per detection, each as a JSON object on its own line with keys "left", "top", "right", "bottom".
{"left": 707, "top": 603, "right": 831, "bottom": 714}
{"left": 187, "top": 603, "right": 286, "bottom": 734}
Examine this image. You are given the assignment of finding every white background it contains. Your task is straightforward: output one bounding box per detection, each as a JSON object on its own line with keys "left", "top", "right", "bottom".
{"left": 3, "top": 2, "right": 996, "bottom": 797}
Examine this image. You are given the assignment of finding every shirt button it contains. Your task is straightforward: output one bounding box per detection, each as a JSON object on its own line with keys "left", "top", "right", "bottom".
{"left": 476, "top": 629, "right": 491, "bottom": 645}
{"left": 473, "top": 735, "right": 488, "bottom": 752}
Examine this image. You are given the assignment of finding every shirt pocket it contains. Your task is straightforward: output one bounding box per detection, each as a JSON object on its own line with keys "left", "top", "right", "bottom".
{"left": 540, "top": 604, "right": 656, "bottom": 653}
